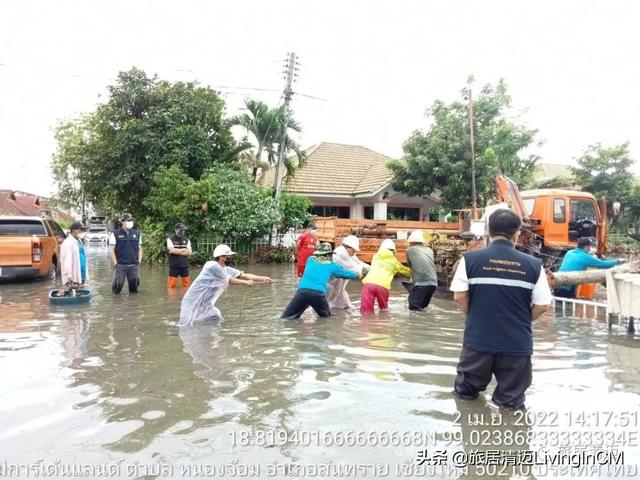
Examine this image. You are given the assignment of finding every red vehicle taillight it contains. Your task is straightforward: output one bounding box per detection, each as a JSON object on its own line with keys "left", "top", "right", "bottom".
{"left": 32, "top": 241, "right": 43, "bottom": 263}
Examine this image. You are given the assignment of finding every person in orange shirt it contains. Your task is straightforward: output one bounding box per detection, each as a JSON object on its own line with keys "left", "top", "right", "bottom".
{"left": 296, "top": 221, "right": 318, "bottom": 277}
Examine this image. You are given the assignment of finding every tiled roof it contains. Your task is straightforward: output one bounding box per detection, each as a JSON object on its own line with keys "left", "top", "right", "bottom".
{"left": 0, "top": 190, "right": 71, "bottom": 221}
{"left": 0, "top": 190, "right": 45, "bottom": 216}
{"left": 260, "top": 142, "right": 394, "bottom": 196}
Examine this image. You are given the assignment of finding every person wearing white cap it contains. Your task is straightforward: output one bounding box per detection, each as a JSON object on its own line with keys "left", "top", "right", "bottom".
{"left": 360, "top": 239, "right": 410, "bottom": 314}
{"left": 327, "top": 235, "right": 370, "bottom": 309}
{"left": 179, "top": 244, "right": 272, "bottom": 326}
{"left": 406, "top": 230, "right": 438, "bottom": 311}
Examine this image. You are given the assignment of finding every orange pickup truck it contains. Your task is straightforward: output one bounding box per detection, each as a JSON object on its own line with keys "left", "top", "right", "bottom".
{"left": 0, "top": 216, "right": 66, "bottom": 281}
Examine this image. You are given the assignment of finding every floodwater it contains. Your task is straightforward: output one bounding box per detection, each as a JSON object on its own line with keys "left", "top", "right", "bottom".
{"left": 0, "top": 248, "right": 639, "bottom": 479}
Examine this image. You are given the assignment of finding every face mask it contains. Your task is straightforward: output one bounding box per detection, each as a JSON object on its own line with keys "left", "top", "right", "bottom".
{"left": 589, "top": 247, "right": 597, "bottom": 254}
{"left": 123, "top": 221, "right": 134, "bottom": 230}
{"left": 78, "top": 232, "right": 87, "bottom": 240}
{"left": 310, "top": 229, "right": 317, "bottom": 235}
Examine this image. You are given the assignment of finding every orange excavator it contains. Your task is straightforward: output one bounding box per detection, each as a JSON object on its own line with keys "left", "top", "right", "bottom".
{"left": 495, "top": 173, "right": 609, "bottom": 269}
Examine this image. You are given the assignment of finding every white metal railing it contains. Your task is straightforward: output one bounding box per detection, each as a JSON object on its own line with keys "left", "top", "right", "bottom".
{"left": 553, "top": 296, "right": 608, "bottom": 320}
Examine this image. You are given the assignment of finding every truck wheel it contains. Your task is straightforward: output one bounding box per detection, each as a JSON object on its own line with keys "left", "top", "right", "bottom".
{"left": 48, "top": 262, "right": 57, "bottom": 280}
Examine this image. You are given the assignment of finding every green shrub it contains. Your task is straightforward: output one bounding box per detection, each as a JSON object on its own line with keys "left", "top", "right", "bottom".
{"left": 255, "top": 246, "right": 294, "bottom": 264}
{"left": 189, "top": 250, "right": 211, "bottom": 266}
{"left": 139, "top": 219, "right": 169, "bottom": 264}
{"left": 229, "top": 252, "right": 249, "bottom": 265}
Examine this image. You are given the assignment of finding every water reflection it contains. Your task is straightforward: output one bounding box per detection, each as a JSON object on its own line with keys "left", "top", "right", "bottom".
{"left": 0, "top": 250, "right": 638, "bottom": 476}
{"left": 606, "top": 335, "right": 640, "bottom": 395}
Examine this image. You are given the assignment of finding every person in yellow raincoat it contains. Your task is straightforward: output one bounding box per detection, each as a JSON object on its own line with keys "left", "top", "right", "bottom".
{"left": 360, "top": 239, "right": 410, "bottom": 314}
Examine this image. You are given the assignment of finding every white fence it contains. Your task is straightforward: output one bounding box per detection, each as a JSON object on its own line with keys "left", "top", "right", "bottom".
{"left": 194, "top": 231, "right": 301, "bottom": 258}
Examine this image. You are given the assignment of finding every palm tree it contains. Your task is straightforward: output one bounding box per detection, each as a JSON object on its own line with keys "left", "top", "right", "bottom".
{"left": 230, "top": 99, "right": 306, "bottom": 182}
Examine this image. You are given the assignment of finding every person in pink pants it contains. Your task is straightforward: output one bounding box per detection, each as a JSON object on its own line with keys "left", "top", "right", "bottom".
{"left": 360, "top": 239, "right": 410, "bottom": 314}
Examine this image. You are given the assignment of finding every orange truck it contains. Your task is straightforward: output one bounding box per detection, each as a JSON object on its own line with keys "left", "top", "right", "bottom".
{"left": 496, "top": 174, "right": 608, "bottom": 269}
{"left": 0, "top": 216, "right": 66, "bottom": 281}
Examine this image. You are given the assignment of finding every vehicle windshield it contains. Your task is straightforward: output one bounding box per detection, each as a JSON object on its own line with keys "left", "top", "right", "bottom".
{"left": 570, "top": 199, "right": 597, "bottom": 220}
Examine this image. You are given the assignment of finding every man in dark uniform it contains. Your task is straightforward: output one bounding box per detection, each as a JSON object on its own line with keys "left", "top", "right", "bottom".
{"left": 167, "top": 222, "right": 192, "bottom": 289}
{"left": 450, "top": 209, "right": 552, "bottom": 410}
{"left": 109, "top": 212, "right": 143, "bottom": 294}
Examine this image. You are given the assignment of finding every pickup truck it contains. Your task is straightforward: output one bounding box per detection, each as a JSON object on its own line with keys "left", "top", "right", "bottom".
{"left": 0, "top": 216, "right": 66, "bottom": 281}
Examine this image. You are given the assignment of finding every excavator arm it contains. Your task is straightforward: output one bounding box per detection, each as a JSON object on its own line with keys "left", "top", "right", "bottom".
{"left": 495, "top": 173, "right": 530, "bottom": 222}
{"left": 597, "top": 196, "right": 608, "bottom": 256}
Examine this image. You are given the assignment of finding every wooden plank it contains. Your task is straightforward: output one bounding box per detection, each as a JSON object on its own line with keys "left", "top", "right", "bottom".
{"left": 387, "top": 220, "right": 459, "bottom": 231}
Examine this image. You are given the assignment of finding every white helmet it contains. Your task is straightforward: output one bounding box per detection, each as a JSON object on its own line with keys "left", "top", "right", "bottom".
{"left": 408, "top": 230, "right": 425, "bottom": 244}
{"left": 342, "top": 235, "right": 360, "bottom": 251}
{"left": 379, "top": 239, "right": 396, "bottom": 251}
{"left": 213, "top": 244, "right": 236, "bottom": 258}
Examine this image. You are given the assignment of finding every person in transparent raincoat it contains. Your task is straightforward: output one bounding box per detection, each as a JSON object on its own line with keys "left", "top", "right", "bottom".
{"left": 327, "top": 235, "right": 369, "bottom": 309}
{"left": 179, "top": 245, "right": 272, "bottom": 326}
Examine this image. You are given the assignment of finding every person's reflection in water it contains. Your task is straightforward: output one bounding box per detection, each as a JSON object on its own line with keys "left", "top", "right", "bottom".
{"left": 453, "top": 397, "right": 537, "bottom": 480}
{"left": 58, "top": 311, "right": 90, "bottom": 367}
{"left": 179, "top": 324, "right": 236, "bottom": 396}
{"left": 70, "top": 314, "right": 212, "bottom": 453}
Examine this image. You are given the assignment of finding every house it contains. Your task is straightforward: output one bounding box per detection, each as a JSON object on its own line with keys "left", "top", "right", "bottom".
{"left": 0, "top": 190, "right": 73, "bottom": 223}
{"left": 260, "top": 142, "right": 441, "bottom": 221}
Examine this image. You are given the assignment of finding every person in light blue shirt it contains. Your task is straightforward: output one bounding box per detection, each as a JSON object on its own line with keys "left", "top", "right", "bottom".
{"left": 555, "top": 237, "right": 623, "bottom": 298}
{"left": 282, "top": 242, "right": 361, "bottom": 319}
{"left": 78, "top": 236, "right": 87, "bottom": 284}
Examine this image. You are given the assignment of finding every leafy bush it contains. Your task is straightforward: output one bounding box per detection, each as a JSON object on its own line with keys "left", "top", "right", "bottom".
{"left": 139, "top": 219, "right": 169, "bottom": 264}
{"left": 140, "top": 165, "right": 281, "bottom": 262}
{"left": 279, "top": 192, "right": 311, "bottom": 231}
{"left": 255, "top": 246, "right": 294, "bottom": 264}
{"left": 189, "top": 250, "right": 211, "bottom": 266}
{"left": 188, "top": 250, "right": 249, "bottom": 266}
{"left": 228, "top": 252, "right": 249, "bottom": 266}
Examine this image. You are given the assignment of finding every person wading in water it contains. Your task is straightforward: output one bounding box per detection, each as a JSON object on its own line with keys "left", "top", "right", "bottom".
{"left": 167, "top": 222, "right": 192, "bottom": 289}
{"left": 450, "top": 209, "right": 552, "bottom": 411}
{"left": 296, "top": 221, "right": 318, "bottom": 278}
{"left": 179, "top": 244, "right": 272, "bottom": 326}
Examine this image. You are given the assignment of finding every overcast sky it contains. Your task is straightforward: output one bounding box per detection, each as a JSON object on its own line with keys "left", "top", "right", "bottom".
{"left": 1, "top": 0, "right": 639, "bottom": 196}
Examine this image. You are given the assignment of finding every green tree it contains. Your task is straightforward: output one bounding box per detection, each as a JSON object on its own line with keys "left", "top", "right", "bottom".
{"left": 624, "top": 183, "right": 640, "bottom": 232}
{"left": 571, "top": 143, "right": 634, "bottom": 212}
{"left": 279, "top": 192, "right": 311, "bottom": 231}
{"left": 52, "top": 68, "right": 239, "bottom": 216}
{"left": 388, "top": 79, "right": 539, "bottom": 209}
{"left": 231, "top": 99, "right": 306, "bottom": 181}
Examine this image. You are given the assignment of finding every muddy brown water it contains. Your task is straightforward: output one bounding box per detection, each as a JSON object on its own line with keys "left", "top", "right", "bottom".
{"left": 0, "top": 248, "right": 639, "bottom": 479}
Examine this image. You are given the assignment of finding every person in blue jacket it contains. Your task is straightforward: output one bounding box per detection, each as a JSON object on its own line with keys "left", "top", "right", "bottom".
{"left": 555, "top": 237, "right": 623, "bottom": 298}
{"left": 282, "top": 242, "right": 362, "bottom": 319}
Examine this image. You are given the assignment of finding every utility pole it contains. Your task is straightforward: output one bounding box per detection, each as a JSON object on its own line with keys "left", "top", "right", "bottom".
{"left": 468, "top": 84, "right": 478, "bottom": 219}
{"left": 272, "top": 52, "right": 299, "bottom": 202}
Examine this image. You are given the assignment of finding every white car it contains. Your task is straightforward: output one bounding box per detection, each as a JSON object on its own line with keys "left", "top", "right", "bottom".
{"left": 86, "top": 226, "right": 109, "bottom": 245}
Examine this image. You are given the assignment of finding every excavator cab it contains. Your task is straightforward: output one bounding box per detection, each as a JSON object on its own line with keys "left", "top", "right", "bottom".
{"left": 495, "top": 173, "right": 608, "bottom": 268}
{"left": 567, "top": 198, "right": 598, "bottom": 241}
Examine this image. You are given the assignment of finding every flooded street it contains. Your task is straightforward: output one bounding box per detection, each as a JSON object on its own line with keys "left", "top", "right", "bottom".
{"left": 1, "top": 248, "right": 639, "bottom": 479}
